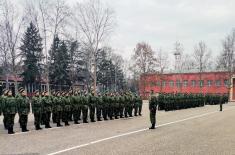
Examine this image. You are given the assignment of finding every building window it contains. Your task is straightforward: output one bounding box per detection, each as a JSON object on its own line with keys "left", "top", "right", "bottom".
{"left": 157, "top": 81, "right": 161, "bottom": 86}
{"left": 216, "top": 80, "right": 221, "bottom": 87}
{"left": 169, "top": 81, "right": 174, "bottom": 87}
{"left": 207, "top": 80, "right": 212, "bottom": 87}
{"left": 183, "top": 80, "right": 188, "bottom": 87}
{"left": 150, "top": 81, "right": 155, "bottom": 87}
{"left": 191, "top": 80, "right": 196, "bottom": 87}
{"left": 199, "top": 80, "right": 204, "bottom": 87}
{"left": 224, "top": 79, "right": 229, "bottom": 87}
{"left": 176, "top": 80, "right": 181, "bottom": 88}
{"left": 162, "top": 81, "right": 166, "bottom": 87}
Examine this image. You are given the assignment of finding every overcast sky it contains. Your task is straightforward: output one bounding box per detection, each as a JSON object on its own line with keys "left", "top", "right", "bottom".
{"left": 97, "top": 0, "right": 235, "bottom": 62}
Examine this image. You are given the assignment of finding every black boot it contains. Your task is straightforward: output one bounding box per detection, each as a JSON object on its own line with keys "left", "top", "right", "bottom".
{"left": 149, "top": 124, "right": 156, "bottom": 129}
{"left": 97, "top": 118, "right": 102, "bottom": 121}
{"left": 74, "top": 121, "right": 80, "bottom": 124}
{"left": 22, "top": 125, "right": 29, "bottom": 132}
{"left": 8, "top": 127, "right": 15, "bottom": 134}
{"left": 83, "top": 119, "right": 88, "bottom": 123}
{"left": 45, "top": 123, "right": 52, "bottom": 128}
{"left": 65, "top": 121, "right": 70, "bottom": 126}
{"left": 36, "top": 125, "right": 42, "bottom": 130}
{"left": 57, "top": 122, "right": 63, "bottom": 127}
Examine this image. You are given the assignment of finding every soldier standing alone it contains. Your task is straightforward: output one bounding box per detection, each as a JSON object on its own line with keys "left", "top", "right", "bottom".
{"left": 149, "top": 90, "right": 158, "bottom": 130}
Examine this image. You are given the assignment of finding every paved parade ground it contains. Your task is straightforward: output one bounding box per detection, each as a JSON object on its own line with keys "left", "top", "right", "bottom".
{"left": 0, "top": 102, "right": 235, "bottom": 155}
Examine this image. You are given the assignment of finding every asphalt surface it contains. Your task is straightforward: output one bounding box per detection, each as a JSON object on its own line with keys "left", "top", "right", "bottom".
{"left": 0, "top": 102, "right": 235, "bottom": 155}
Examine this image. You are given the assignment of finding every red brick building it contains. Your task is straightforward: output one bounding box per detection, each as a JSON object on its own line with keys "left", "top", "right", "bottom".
{"left": 139, "top": 71, "right": 232, "bottom": 99}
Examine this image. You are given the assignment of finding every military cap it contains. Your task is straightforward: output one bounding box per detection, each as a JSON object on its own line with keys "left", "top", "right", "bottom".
{"left": 2, "top": 89, "right": 9, "bottom": 95}
{"left": 18, "top": 87, "right": 24, "bottom": 92}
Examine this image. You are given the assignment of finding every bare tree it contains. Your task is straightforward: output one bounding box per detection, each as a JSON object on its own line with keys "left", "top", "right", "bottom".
{"left": 0, "top": 0, "right": 25, "bottom": 92}
{"left": 111, "top": 52, "right": 125, "bottom": 91}
{"left": 216, "top": 29, "right": 235, "bottom": 100}
{"left": 173, "top": 41, "right": 183, "bottom": 72}
{"left": 73, "top": 0, "right": 115, "bottom": 94}
{"left": 22, "top": 0, "right": 71, "bottom": 92}
{"left": 193, "top": 41, "right": 212, "bottom": 93}
{"left": 131, "top": 42, "right": 157, "bottom": 97}
{"left": 156, "top": 49, "right": 169, "bottom": 92}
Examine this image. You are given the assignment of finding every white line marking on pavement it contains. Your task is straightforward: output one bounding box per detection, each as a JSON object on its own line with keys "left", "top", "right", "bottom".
{"left": 10, "top": 117, "right": 135, "bottom": 136}
{"left": 47, "top": 108, "right": 234, "bottom": 155}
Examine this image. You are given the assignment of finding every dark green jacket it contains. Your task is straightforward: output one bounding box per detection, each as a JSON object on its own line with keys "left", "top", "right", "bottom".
{"left": 149, "top": 96, "right": 157, "bottom": 110}
{"left": 17, "top": 95, "right": 30, "bottom": 115}
{"left": 3, "top": 96, "right": 17, "bottom": 114}
{"left": 41, "top": 96, "right": 52, "bottom": 113}
{"left": 32, "top": 96, "right": 42, "bottom": 114}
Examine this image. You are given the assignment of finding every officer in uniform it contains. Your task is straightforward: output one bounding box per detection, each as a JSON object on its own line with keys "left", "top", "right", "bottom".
{"left": 17, "top": 88, "right": 30, "bottom": 132}
{"left": 32, "top": 90, "right": 43, "bottom": 130}
{"left": 149, "top": 90, "right": 158, "bottom": 130}
{"left": 3, "top": 90, "right": 17, "bottom": 134}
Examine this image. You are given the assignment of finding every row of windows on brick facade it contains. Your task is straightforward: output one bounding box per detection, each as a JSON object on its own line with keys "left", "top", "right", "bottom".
{"left": 148, "top": 79, "right": 229, "bottom": 87}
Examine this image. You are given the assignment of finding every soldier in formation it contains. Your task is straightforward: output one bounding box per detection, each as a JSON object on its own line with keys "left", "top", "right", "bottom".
{"left": 157, "top": 93, "right": 228, "bottom": 111}
{"left": 0, "top": 89, "right": 143, "bottom": 134}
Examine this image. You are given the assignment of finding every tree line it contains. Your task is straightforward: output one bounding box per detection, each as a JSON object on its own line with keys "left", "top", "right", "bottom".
{"left": 0, "top": 0, "right": 126, "bottom": 93}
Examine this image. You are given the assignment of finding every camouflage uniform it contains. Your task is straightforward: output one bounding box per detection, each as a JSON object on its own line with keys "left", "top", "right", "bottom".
{"left": 17, "top": 93, "right": 30, "bottom": 132}
{"left": 81, "top": 93, "right": 89, "bottom": 123}
{"left": 32, "top": 94, "right": 43, "bottom": 130}
{"left": 133, "top": 95, "right": 139, "bottom": 116}
{"left": 124, "top": 94, "right": 129, "bottom": 118}
{"left": 102, "top": 94, "right": 109, "bottom": 120}
{"left": 3, "top": 92, "right": 17, "bottom": 134}
{"left": 62, "top": 95, "right": 71, "bottom": 126}
{"left": 137, "top": 96, "right": 143, "bottom": 116}
{"left": 41, "top": 94, "right": 52, "bottom": 128}
{"left": 96, "top": 95, "right": 103, "bottom": 121}
{"left": 108, "top": 95, "right": 114, "bottom": 120}
{"left": 114, "top": 95, "right": 120, "bottom": 119}
{"left": 71, "top": 94, "right": 81, "bottom": 124}
{"left": 54, "top": 94, "right": 63, "bottom": 126}
{"left": 89, "top": 93, "right": 97, "bottom": 122}
{"left": 119, "top": 94, "right": 125, "bottom": 118}
{"left": 149, "top": 93, "right": 157, "bottom": 129}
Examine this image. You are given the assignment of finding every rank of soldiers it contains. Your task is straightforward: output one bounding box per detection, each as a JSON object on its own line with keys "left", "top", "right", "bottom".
{"left": 157, "top": 93, "right": 228, "bottom": 111}
{"left": 0, "top": 88, "right": 143, "bottom": 134}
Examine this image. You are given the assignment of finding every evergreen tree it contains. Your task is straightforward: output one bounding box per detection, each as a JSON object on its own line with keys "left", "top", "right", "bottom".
{"left": 49, "top": 36, "right": 71, "bottom": 89}
{"left": 20, "top": 22, "right": 43, "bottom": 85}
